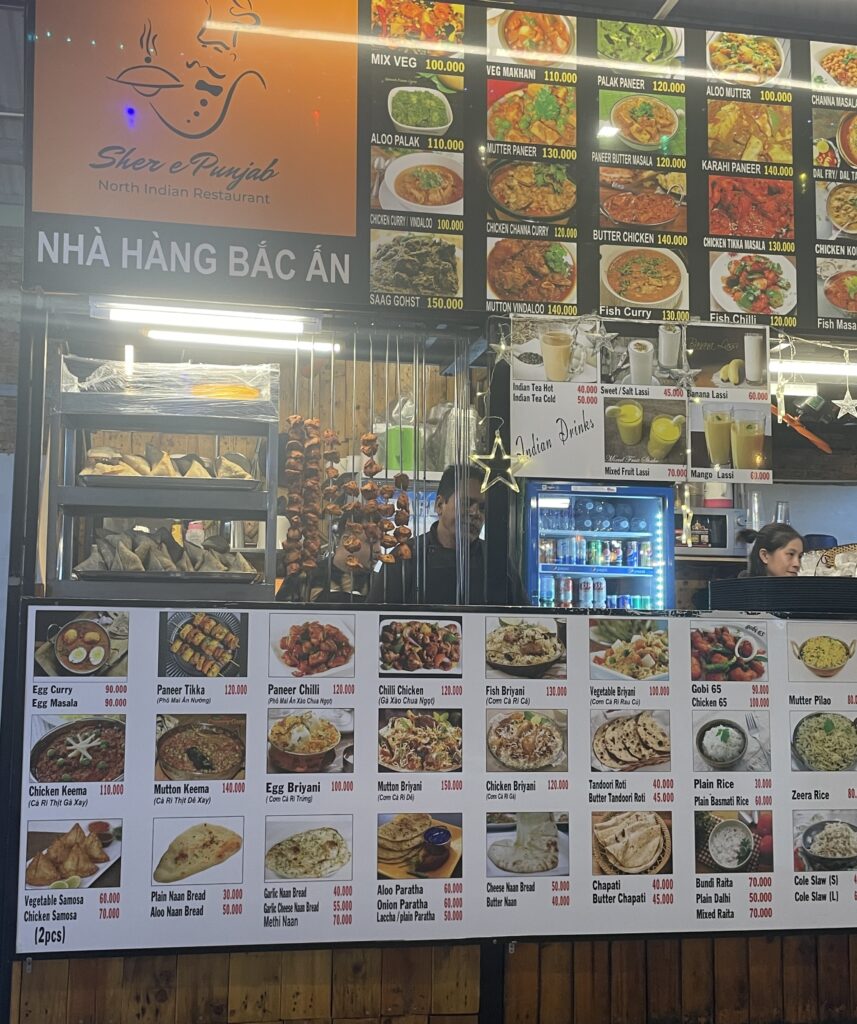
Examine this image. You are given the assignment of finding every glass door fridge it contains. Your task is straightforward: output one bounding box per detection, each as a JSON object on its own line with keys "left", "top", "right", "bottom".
{"left": 522, "top": 482, "right": 675, "bottom": 611}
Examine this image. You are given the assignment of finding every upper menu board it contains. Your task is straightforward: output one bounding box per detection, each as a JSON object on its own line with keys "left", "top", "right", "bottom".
{"left": 23, "top": 0, "right": 857, "bottom": 335}
{"left": 16, "top": 602, "right": 857, "bottom": 954}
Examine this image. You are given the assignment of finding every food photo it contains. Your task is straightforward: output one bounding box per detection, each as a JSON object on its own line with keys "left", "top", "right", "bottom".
{"left": 377, "top": 813, "right": 463, "bottom": 880}
{"left": 25, "top": 820, "right": 122, "bottom": 889}
{"left": 33, "top": 610, "right": 129, "bottom": 678}
{"left": 791, "top": 712, "right": 857, "bottom": 772}
{"left": 270, "top": 615, "right": 356, "bottom": 678}
{"left": 690, "top": 623, "right": 768, "bottom": 682}
{"left": 379, "top": 709, "right": 462, "bottom": 773}
{"left": 817, "top": 257, "right": 857, "bottom": 320}
{"left": 787, "top": 624, "right": 857, "bottom": 681}
{"left": 379, "top": 617, "right": 462, "bottom": 675}
{"left": 487, "top": 709, "right": 568, "bottom": 772}
{"left": 485, "top": 616, "right": 566, "bottom": 678}
{"left": 486, "top": 812, "right": 569, "bottom": 877}
{"left": 488, "top": 160, "right": 577, "bottom": 227}
{"left": 707, "top": 99, "right": 792, "bottom": 164}
{"left": 706, "top": 32, "right": 790, "bottom": 85}
{"left": 370, "top": 0, "right": 465, "bottom": 46}
{"left": 683, "top": 323, "right": 770, "bottom": 391}
{"left": 689, "top": 402, "right": 771, "bottom": 473}
{"left": 486, "top": 9, "right": 577, "bottom": 65}
{"left": 509, "top": 318, "right": 597, "bottom": 384}
{"left": 811, "top": 41, "right": 857, "bottom": 89}
{"left": 793, "top": 810, "right": 857, "bottom": 871}
{"left": 370, "top": 231, "right": 462, "bottom": 299}
{"left": 598, "top": 168, "right": 686, "bottom": 233}
{"left": 30, "top": 716, "right": 126, "bottom": 784}
{"left": 708, "top": 177, "right": 794, "bottom": 240}
{"left": 590, "top": 618, "right": 670, "bottom": 681}
{"left": 158, "top": 611, "right": 248, "bottom": 679}
{"left": 269, "top": 709, "right": 354, "bottom": 774}
{"left": 591, "top": 811, "right": 672, "bottom": 876}
{"left": 487, "top": 80, "right": 577, "bottom": 147}
{"left": 372, "top": 149, "right": 464, "bottom": 216}
{"left": 693, "top": 711, "right": 771, "bottom": 772}
{"left": 596, "top": 19, "right": 684, "bottom": 71}
{"left": 600, "top": 245, "right": 689, "bottom": 313}
{"left": 152, "top": 818, "right": 243, "bottom": 885}
{"left": 695, "top": 810, "right": 773, "bottom": 874}
{"left": 487, "top": 238, "right": 577, "bottom": 306}
{"left": 264, "top": 816, "right": 352, "bottom": 881}
{"left": 155, "top": 715, "right": 245, "bottom": 781}
{"left": 709, "top": 252, "right": 797, "bottom": 318}
{"left": 590, "top": 710, "right": 670, "bottom": 772}
{"left": 598, "top": 91, "right": 685, "bottom": 156}
{"left": 603, "top": 397, "right": 686, "bottom": 467}
{"left": 815, "top": 182, "right": 857, "bottom": 239}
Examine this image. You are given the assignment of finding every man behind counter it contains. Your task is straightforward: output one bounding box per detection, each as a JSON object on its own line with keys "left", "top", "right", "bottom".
{"left": 369, "top": 464, "right": 525, "bottom": 606}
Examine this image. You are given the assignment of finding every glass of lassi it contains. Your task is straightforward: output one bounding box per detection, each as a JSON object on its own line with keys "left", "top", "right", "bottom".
{"left": 658, "top": 324, "right": 682, "bottom": 371}
{"left": 703, "top": 404, "right": 733, "bottom": 467}
{"left": 731, "top": 408, "right": 767, "bottom": 469}
{"left": 539, "top": 322, "right": 574, "bottom": 382}
{"left": 606, "top": 401, "right": 644, "bottom": 446}
{"left": 647, "top": 414, "right": 685, "bottom": 461}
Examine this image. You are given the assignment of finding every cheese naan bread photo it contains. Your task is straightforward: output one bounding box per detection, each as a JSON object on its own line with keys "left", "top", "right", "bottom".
{"left": 486, "top": 812, "right": 568, "bottom": 877}
{"left": 264, "top": 816, "right": 353, "bottom": 882}
{"left": 152, "top": 818, "right": 243, "bottom": 884}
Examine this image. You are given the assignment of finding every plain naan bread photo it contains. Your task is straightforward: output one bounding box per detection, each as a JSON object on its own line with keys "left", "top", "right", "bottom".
{"left": 265, "top": 826, "right": 351, "bottom": 879}
{"left": 153, "top": 822, "right": 242, "bottom": 883}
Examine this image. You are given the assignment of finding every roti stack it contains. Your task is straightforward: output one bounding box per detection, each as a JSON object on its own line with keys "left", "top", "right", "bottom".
{"left": 488, "top": 812, "right": 559, "bottom": 874}
{"left": 592, "top": 811, "right": 669, "bottom": 875}
{"left": 592, "top": 712, "right": 670, "bottom": 771}
{"left": 377, "top": 813, "right": 432, "bottom": 868}
{"left": 266, "top": 826, "right": 350, "bottom": 879}
{"left": 154, "top": 822, "right": 242, "bottom": 882}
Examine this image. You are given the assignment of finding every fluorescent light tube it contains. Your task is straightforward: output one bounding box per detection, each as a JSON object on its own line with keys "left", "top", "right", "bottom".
{"left": 770, "top": 358, "right": 853, "bottom": 377}
{"left": 146, "top": 330, "right": 339, "bottom": 353}
{"left": 107, "top": 305, "right": 306, "bottom": 333}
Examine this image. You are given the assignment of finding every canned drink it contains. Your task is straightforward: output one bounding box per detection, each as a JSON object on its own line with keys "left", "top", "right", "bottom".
{"left": 638, "top": 541, "right": 653, "bottom": 567}
{"left": 558, "top": 576, "right": 574, "bottom": 608}
{"left": 574, "top": 535, "right": 587, "bottom": 563}
{"left": 609, "top": 540, "right": 623, "bottom": 566}
{"left": 617, "top": 595, "right": 632, "bottom": 611}
{"left": 587, "top": 540, "right": 602, "bottom": 566}
{"left": 640, "top": 595, "right": 652, "bottom": 610}
{"left": 631, "top": 595, "right": 644, "bottom": 610}
{"left": 601, "top": 540, "right": 612, "bottom": 565}
{"left": 592, "top": 576, "right": 608, "bottom": 608}
{"left": 539, "top": 538, "right": 556, "bottom": 564}
{"left": 539, "top": 575, "right": 555, "bottom": 607}
{"left": 578, "top": 575, "right": 594, "bottom": 609}
{"left": 606, "top": 594, "right": 618, "bottom": 610}
{"left": 623, "top": 541, "right": 639, "bottom": 567}
{"left": 561, "top": 539, "right": 573, "bottom": 564}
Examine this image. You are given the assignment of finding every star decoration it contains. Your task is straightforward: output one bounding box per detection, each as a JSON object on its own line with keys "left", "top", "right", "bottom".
{"left": 833, "top": 384, "right": 857, "bottom": 419}
{"left": 470, "top": 430, "right": 520, "bottom": 493}
{"left": 489, "top": 336, "right": 513, "bottom": 365}
{"left": 667, "top": 365, "right": 702, "bottom": 393}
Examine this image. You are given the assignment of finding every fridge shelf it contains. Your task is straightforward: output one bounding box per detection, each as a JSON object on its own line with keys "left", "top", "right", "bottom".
{"left": 539, "top": 529, "right": 653, "bottom": 540}
{"left": 538, "top": 564, "right": 656, "bottom": 577}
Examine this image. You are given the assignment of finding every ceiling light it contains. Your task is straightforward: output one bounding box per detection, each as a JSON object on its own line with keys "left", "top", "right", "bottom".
{"left": 770, "top": 358, "right": 854, "bottom": 377}
{"left": 146, "top": 329, "right": 339, "bottom": 353}
{"left": 782, "top": 383, "right": 818, "bottom": 397}
{"left": 91, "top": 299, "right": 321, "bottom": 333}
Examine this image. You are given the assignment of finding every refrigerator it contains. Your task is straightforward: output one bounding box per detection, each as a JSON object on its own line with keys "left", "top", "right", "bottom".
{"left": 522, "top": 482, "right": 675, "bottom": 611}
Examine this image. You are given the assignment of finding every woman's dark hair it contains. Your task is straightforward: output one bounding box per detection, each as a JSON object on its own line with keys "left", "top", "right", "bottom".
{"left": 737, "top": 522, "right": 804, "bottom": 576}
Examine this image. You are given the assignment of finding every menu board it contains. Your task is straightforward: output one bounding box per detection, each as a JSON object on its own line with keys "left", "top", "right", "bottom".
{"left": 510, "top": 317, "right": 771, "bottom": 484}
{"left": 17, "top": 603, "right": 857, "bottom": 954}
{"left": 23, "top": 0, "right": 857, "bottom": 336}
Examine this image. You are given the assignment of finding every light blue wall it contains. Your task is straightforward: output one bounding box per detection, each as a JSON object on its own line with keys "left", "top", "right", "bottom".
{"left": 755, "top": 483, "right": 857, "bottom": 545}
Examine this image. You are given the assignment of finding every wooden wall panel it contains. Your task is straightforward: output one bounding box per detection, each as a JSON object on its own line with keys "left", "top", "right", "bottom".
{"left": 538, "top": 942, "right": 572, "bottom": 1024}
{"left": 12, "top": 931, "right": 857, "bottom": 1024}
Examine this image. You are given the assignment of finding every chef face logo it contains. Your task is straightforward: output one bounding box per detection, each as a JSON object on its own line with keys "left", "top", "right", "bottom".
{"left": 108, "top": 0, "right": 266, "bottom": 140}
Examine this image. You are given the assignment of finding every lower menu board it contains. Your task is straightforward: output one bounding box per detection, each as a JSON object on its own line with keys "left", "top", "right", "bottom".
{"left": 17, "top": 604, "right": 857, "bottom": 953}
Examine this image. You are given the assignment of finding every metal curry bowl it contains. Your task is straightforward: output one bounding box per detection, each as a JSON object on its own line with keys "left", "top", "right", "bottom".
{"left": 791, "top": 637, "right": 855, "bottom": 679}
{"left": 157, "top": 721, "right": 245, "bottom": 781}
{"left": 695, "top": 718, "right": 748, "bottom": 770}
{"left": 267, "top": 717, "right": 341, "bottom": 773}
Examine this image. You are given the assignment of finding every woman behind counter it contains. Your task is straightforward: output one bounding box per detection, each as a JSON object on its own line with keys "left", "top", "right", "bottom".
{"left": 737, "top": 523, "right": 804, "bottom": 578}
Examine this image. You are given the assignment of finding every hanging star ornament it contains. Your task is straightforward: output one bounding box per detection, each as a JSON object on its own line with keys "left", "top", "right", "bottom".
{"left": 470, "top": 430, "right": 520, "bottom": 493}
{"left": 489, "top": 331, "right": 513, "bottom": 365}
{"left": 666, "top": 365, "right": 702, "bottom": 393}
{"left": 833, "top": 383, "right": 857, "bottom": 419}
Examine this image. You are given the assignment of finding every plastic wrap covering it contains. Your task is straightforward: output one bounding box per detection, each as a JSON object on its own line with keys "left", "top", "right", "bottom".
{"left": 58, "top": 356, "right": 279, "bottom": 420}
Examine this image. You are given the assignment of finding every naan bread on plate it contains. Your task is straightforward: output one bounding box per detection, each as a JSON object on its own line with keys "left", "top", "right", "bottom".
{"left": 488, "top": 812, "right": 559, "bottom": 874}
{"left": 265, "top": 827, "right": 350, "bottom": 878}
{"left": 153, "top": 823, "right": 242, "bottom": 882}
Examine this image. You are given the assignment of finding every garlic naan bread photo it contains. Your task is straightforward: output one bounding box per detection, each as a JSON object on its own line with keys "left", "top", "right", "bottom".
{"left": 264, "top": 817, "right": 353, "bottom": 881}
{"left": 153, "top": 821, "right": 242, "bottom": 883}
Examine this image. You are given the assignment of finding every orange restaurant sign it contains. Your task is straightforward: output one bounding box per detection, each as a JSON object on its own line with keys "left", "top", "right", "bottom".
{"left": 28, "top": 0, "right": 360, "bottom": 300}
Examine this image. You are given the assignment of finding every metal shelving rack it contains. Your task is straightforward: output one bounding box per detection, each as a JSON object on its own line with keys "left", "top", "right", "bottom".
{"left": 44, "top": 354, "right": 279, "bottom": 601}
